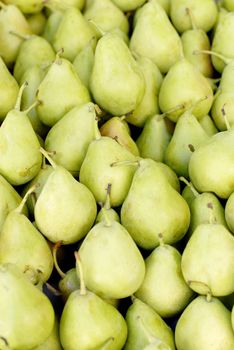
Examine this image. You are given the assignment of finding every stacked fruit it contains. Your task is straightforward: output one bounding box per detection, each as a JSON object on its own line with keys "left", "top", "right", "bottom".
{"left": 0, "top": 0, "right": 234, "bottom": 349}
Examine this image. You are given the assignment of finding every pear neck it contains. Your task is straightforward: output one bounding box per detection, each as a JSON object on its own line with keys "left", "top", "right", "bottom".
{"left": 75, "top": 252, "right": 87, "bottom": 296}
{"left": 158, "top": 233, "right": 165, "bottom": 247}
{"left": 157, "top": 103, "right": 186, "bottom": 121}
{"left": 53, "top": 241, "right": 66, "bottom": 279}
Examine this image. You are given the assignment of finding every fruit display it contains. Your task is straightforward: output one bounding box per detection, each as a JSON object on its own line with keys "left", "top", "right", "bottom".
{"left": 0, "top": 0, "right": 234, "bottom": 349}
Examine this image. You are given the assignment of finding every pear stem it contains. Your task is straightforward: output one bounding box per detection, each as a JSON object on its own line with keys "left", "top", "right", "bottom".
{"left": 179, "top": 177, "right": 199, "bottom": 197}
{"left": 94, "top": 104, "right": 102, "bottom": 116}
{"left": 193, "top": 49, "right": 232, "bottom": 65}
{"left": 104, "top": 183, "right": 112, "bottom": 210}
{"left": 206, "top": 291, "right": 212, "bottom": 302}
{"left": 158, "top": 233, "right": 165, "bottom": 247}
{"left": 120, "top": 115, "right": 126, "bottom": 121}
{"left": 23, "top": 100, "right": 40, "bottom": 115}
{"left": 101, "top": 207, "right": 112, "bottom": 227}
{"left": 74, "top": 252, "right": 86, "bottom": 296}
{"left": 157, "top": 103, "right": 186, "bottom": 121}
{"left": 111, "top": 159, "right": 140, "bottom": 167}
{"left": 52, "top": 241, "right": 66, "bottom": 279}
{"left": 0, "top": 336, "right": 12, "bottom": 350}
{"left": 221, "top": 104, "right": 231, "bottom": 131}
{"left": 16, "top": 184, "right": 38, "bottom": 214}
{"left": 45, "top": 282, "right": 62, "bottom": 296}
{"left": 14, "top": 81, "right": 28, "bottom": 111}
{"left": 9, "top": 31, "right": 31, "bottom": 41}
{"left": 186, "top": 7, "right": 197, "bottom": 30}
{"left": 94, "top": 115, "right": 101, "bottom": 140}
{"left": 39, "top": 147, "right": 57, "bottom": 169}
{"left": 54, "top": 48, "right": 64, "bottom": 64}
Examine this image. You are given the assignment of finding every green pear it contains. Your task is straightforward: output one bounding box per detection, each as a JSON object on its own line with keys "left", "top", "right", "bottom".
{"left": 3, "top": 0, "right": 44, "bottom": 14}
{"left": 158, "top": 58, "right": 213, "bottom": 123}
{"left": 154, "top": 162, "right": 181, "bottom": 192}
{"left": 95, "top": 183, "right": 120, "bottom": 224}
{"left": 111, "top": 0, "right": 146, "bottom": 11}
{"left": 188, "top": 128, "right": 234, "bottom": 198}
{"left": 135, "top": 240, "right": 193, "bottom": 318}
{"left": 90, "top": 32, "right": 145, "bottom": 116}
{"left": 130, "top": 0, "right": 183, "bottom": 74}
{"left": 170, "top": 0, "right": 218, "bottom": 33}
{"left": 34, "top": 149, "right": 97, "bottom": 244}
{"left": 175, "top": 296, "right": 234, "bottom": 350}
{"left": 164, "top": 109, "right": 210, "bottom": 178}
{"left": 44, "top": 102, "right": 98, "bottom": 176}
{"left": 58, "top": 268, "right": 80, "bottom": 302}
{"left": 79, "top": 136, "right": 138, "bottom": 207}
{"left": 13, "top": 34, "right": 55, "bottom": 82}
{"left": 126, "top": 56, "right": 163, "bottom": 127}
{"left": 100, "top": 116, "right": 140, "bottom": 156}
{"left": 52, "top": 7, "right": 97, "bottom": 61}
{"left": 124, "top": 298, "right": 176, "bottom": 350}
{"left": 181, "top": 223, "right": 234, "bottom": 296}
{"left": 32, "top": 317, "right": 62, "bottom": 350}
{"left": 224, "top": 191, "right": 234, "bottom": 233}
{"left": 223, "top": 0, "right": 234, "bottom": 11}
{"left": 0, "top": 263, "right": 55, "bottom": 349}
{"left": 27, "top": 11, "right": 47, "bottom": 35}
{"left": 154, "top": 0, "right": 170, "bottom": 14}
{"left": 182, "top": 185, "right": 196, "bottom": 208}
{"left": 199, "top": 115, "right": 218, "bottom": 136}
{"left": 36, "top": 54, "right": 91, "bottom": 127}
{"left": 0, "top": 56, "right": 19, "bottom": 121}
{"left": 73, "top": 39, "right": 95, "bottom": 88}
{"left": 42, "top": 10, "right": 63, "bottom": 44}
{"left": 0, "top": 2, "right": 32, "bottom": 67}
{"left": 0, "top": 83, "right": 42, "bottom": 185}
{"left": 121, "top": 158, "right": 190, "bottom": 250}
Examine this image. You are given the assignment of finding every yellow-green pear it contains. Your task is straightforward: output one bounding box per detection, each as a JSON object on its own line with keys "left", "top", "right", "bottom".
{"left": 44, "top": 0, "right": 85, "bottom": 11}
{"left": 170, "top": 0, "right": 218, "bottom": 33}
{"left": 223, "top": 0, "right": 234, "bottom": 11}
{"left": 199, "top": 115, "right": 218, "bottom": 136}
{"left": 111, "top": 0, "right": 146, "bottom": 11}
{"left": 32, "top": 317, "right": 62, "bottom": 350}
{"left": 42, "top": 10, "right": 63, "bottom": 44}
{"left": 121, "top": 158, "right": 190, "bottom": 249}
{"left": 0, "top": 263, "right": 55, "bottom": 349}
{"left": 27, "top": 11, "right": 47, "bottom": 35}
{"left": 90, "top": 32, "right": 145, "bottom": 116}
{"left": 175, "top": 296, "right": 234, "bottom": 350}
{"left": 36, "top": 55, "right": 91, "bottom": 127}
{"left": 130, "top": 0, "right": 183, "bottom": 74}
{"left": 73, "top": 39, "right": 95, "bottom": 88}
{"left": 154, "top": 0, "right": 170, "bottom": 13}
{"left": 3, "top": 0, "right": 44, "bottom": 14}
{"left": 158, "top": 58, "right": 213, "bottom": 123}
{"left": 156, "top": 162, "right": 180, "bottom": 192}
{"left": 224, "top": 191, "right": 234, "bottom": 233}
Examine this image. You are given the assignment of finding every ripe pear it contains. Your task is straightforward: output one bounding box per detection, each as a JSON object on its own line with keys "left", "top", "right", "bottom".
{"left": 224, "top": 191, "right": 234, "bottom": 233}
{"left": 0, "top": 263, "right": 55, "bottom": 350}
{"left": 130, "top": 0, "right": 183, "bottom": 74}
{"left": 154, "top": 0, "right": 170, "bottom": 14}
{"left": 27, "top": 11, "right": 47, "bottom": 35}
{"left": 223, "top": 0, "right": 234, "bottom": 11}
{"left": 32, "top": 317, "right": 62, "bottom": 350}
{"left": 79, "top": 136, "right": 138, "bottom": 207}
{"left": 156, "top": 163, "right": 180, "bottom": 192}
{"left": 3, "top": 0, "right": 44, "bottom": 14}
{"left": 73, "top": 39, "right": 95, "bottom": 88}
{"left": 36, "top": 54, "right": 91, "bottom": 127}
{"left": 111, "top": 0, "right": 146, "bottom": 11}
{"left": 121, "top": 158, "right": 190, "bottom": 249}
{"left": 42, "top": 10, "right": 63, "bottom": 44}
{"left": 0, "top": 56, "right": 19, "bottom": 121}
{"left": 34, "top": 149, "right": 97, "bottom": 244}
{"left": 170, "top": 0, "right": 218, "bottom": 33}
{"left": 44, "top": 0, "right": 85, "bottom": 11}
{"left": 44, "top": 102, "right": 98, "bottom": 176}
{"left": 175, "top": 296, "right": 234, "bottom": 350}
{"left": 158, "top": 58, "right": 213, "bottom": 122}
{"left": 181, "top": 223, "right": 234, "bottom": 296}
{"left": 90, "top": 32, "right": 145, "bottom": 116}
{"left": 124, "top": 298, "right": 176, "bottom": 350}
{"left": 199, "top": 115, "right": 218, "bottom": 136}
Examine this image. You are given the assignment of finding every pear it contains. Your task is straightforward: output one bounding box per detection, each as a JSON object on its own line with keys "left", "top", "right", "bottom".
{"left": 100, "top": 116, "right": 140, "bottom": 156}
{"left": 73, "top": 39, "right": 95, "bottom": 88}
{"left": 0, "top": 56, "right": 19, "bottom": 121}
{"left": 175, "top": 295, "right": 234, "bottom": 350}
{"left": 124, "top": 298, "right": 176, "bottom": 350}
{"left": 95, "top": 183, "right": 120, "bottom": 224}
{"left": 36, "top": 54, "right": 91, "bottom": 127}
{"left": 60, "top": 254, "right": 127, "bottom": 350}
{"left": 158, "top": 58, "right": 213, "bottom": 123}
{"left": 199, "top": 115, "right": 218, "bottom": 136}
{"left": 0, "top": 186, "right": 53, "bottom": 284}
{"left": 135, "top": 238, "right": 193, "bottom": 318}
{"left": 13, "top": 34, "right": 55, "bottom": 82}
{"left": 170, "top": 0, "right": 218, "bottom": 33}
{"left": 0, "top": 83, "right": 42, "bottom": 185}
{"left": 164, "top": 109, "right": 210, "bottom": 178}
{"left": 223, "top": 0, "right": 234, "bottom": 11}
{"left": 44, "top": 102, "right": 98, "bottom": 176}
{"left": 90, "top": 32, "right": 145, "bottom": 116}
{"left": 224, "top": 191, "right": 234, "bottom": 233}
{"left": 154, "top": 0, "right": 170, "bottom": 14}
{"left": 3, "top": 0, "right": 44, "bottom": 14}
{"left": 32, "top": 317, "right": 62, "bottom": 350}
{"left": 42, "top": 10, "right": 63, "bottom": 44}
{"left": 34, "top": 149, "right": 97, "bottom": 244}
{"left": 52, "top": 7, "right": 97, "bottom": 62}
{"left": 156, "top": 163, "right": 180, "bottom": 192}
{"left": 58, "top": 267, "right": 80, "bottom": 302}
{"left": 84, "top": 0, "right": 129, "bottom": 39}
{"left": 111, "top": 0, "right": 146, "bottom": 11}
{"left": 79, "top": 135, "right": 138, "bottom": 207}
{"left": 130, "top": 0, "right": 183, "bottom": 74}
{"left": 0, "top": 2, "right": 32, "bottom": 67}
{"left": 121, "top": 158, "right": 190, "bottom": 250}
{"left": 27, "top": 11, "right": 47, "bottom": 35}
{"left": 181, "top": 223, "right": 234, "bottom": 296}
{"left": 126, "top": 56, "right": 163, "bottom": 127}
{"left": 0, "top": 263, "right": 55, "bottom": 350}
{"left": 44, "top": 0, "right": 85, "bottom": 11}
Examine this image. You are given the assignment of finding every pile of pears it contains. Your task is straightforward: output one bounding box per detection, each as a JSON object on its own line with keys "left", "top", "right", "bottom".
{"left": 0, "top": 0, "right": 234, "bottom": 349}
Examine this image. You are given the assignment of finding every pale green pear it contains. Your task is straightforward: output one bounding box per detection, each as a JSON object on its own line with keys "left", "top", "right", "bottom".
{"left": 181, "top": 223, "right": 234, "bottom": 296}
{"left": 13, "top": 34, "right": 55, "bottom": 82}
{"left": 0, "top": 2, "right": 32, "bottom": 67}
{"left": 32, "top": 317, "right": 62, "bottom": 350}
{"left": 42, "top": 10, "right": 63, "bottom": 44}
{"left": 158, "top": 58, "right": 213, "bottom": 123}
{"left": 0, "top": 84, "right": 42, "bottom": 185}
{"left": 111, "top": 0, "right": 146, "bottom": 11}
{"left": 121, "top": 159, "right": 190, "bottom": 249}
{"left": 135, "top": 242, "right": 193, "bottom": 318}
{"left": 52, "top": 7, "right": 97, "bottom": 61}
{"left": 155, "top": 162, "right": 180, "bottom": 192}
{"left": 100, "top": 116, "right": 140, "bottom": 156}
{"left": 0, "top": 263, "right": 55, "bottom": 350}
{"left": 79, "top": 136, "right": 138, "bottom": 207}
{"left": 223, "top": 0, "right": 234, "bottom": 11}
{"left": 0, "top": 56, "right": 19, "bottom": 121}
{"left": 175, "top": 296, "right": 234, "bottom": 350}
{"left": 124, "top": 298, "right": 176, "bottom": 350}
{"left": 182, "top": 185, "right": 196, "bottom": 208}
{"left": 73, "top": 39, "right": 95, "bottom": 88}
{"left": 224, "top": 191, "right": 234, "bottom": 233}
{"left": 36, "top": 55, "right": 91, "bottom": 127}
{"left": 3, "top": 0, "right": 44, "bottom": 13}
{"left": 44, "top": 102, "right": 98, "bottom": 176}
{"left": 170, "top": 0, "right": 218, "bottom": 33}
{"left": 90, "top": 32, "right": 145, "bottom": 116}
{"left": 130, "top": 0, "right": 183, "bottom": 74}
{"left": 58, "top": 268, "right": 80, "bottom": 301}
{"left": 199, "top": 115, "right": 218, "bottom": 136}
{"left": 34, "top": 150, "right": 97, "bottom": 244}
{"left": 27, "top": 11, "right": 47, "bottom": 35}
{"left": 154, "top": 0, "right": 170, "bottom": 14}
{"left": 126, "top": 56, "right": 163, "bottom": 127}
{"left": 188, "top": 128, "right": 234, "bottom": 198}
{"left": 164, "top": 110, "right": 210, "bottom": 178}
